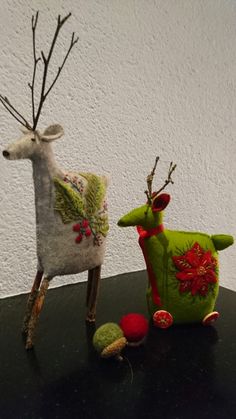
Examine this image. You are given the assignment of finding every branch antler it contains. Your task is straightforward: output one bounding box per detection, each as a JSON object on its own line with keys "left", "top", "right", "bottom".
{"left": 145, "top": 156, "right": 159, "bottom": 205}
{"left": 145, "top": 157, "right": 177, "bottom": 205}
{"left": 28, "top": 11, "right": 41, "bottom": 126}
{"left": 153, "top": 161, "right": 177, "bottom": 198}
{"left": 0, "top": 95, "right": 32, "bottom": 129}
{"left": 0, "top": 12, "right": 78, "bottom": 131}
{"left": 32, "top": 12, "right": 78, "bottom": 130}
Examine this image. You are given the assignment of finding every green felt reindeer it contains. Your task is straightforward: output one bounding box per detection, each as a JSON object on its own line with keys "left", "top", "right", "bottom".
{"left": 118, "top": 158, "right": 234, "bottom": 328}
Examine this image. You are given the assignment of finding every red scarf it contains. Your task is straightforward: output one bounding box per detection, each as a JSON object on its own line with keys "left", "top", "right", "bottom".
{"left": 137, "top": 224, "right": 164, "bottom": 306}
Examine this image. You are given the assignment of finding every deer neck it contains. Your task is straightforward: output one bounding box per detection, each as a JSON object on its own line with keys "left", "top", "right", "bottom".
{"left": 32, "top": 144, "right": 63, "bottom": 221}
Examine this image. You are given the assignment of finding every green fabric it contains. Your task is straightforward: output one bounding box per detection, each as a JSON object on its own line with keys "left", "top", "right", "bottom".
{"left": 211, "top": 234, "right": 234, "bottom": 250}
{"left": 118, "top": 203, "right": 163, "bottom": 230}
{"left": 80, "top": 173, "right": 106, "bottom": 217}
{"left": 145, "top": 230, "right": 219, "bottom": 323}
{"left": 54, "top": 177, "right": 85, "bottom": 223}
{"left": 54, "top": 174, "right": 109, "bottom": 238}
{"left": 90, "top": 214, "right": 109, "bottom": 237}
{"left": 118, "top": 203, "right": 234, "bottom": 324}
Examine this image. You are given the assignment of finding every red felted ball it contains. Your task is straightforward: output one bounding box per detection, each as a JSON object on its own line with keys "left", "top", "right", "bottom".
{"left": 119, "top": 313, "right": 149, "bottom": 344}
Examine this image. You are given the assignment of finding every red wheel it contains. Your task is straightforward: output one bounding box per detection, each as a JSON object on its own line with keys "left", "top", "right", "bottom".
{"left": 202, "top": 311, "right": 219, "bottom": 326}
{"left": 153, "top": 310, "right": 173, "bottom": 329}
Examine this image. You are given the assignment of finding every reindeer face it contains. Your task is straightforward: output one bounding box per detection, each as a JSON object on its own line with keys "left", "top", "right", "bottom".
{"left": 118, "top": 193, "right": 170, "bottom": 229}
{"left": 2, "top": 124, "right": 64, "bottom": 160}
{"left": 3, "top": 130, "right": 41, "bottom": 160}
{"left": 118, "top": 157, "right": 176, "bottom": 230}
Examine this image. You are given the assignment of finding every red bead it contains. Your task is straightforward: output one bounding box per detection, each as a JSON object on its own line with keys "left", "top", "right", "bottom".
{"left": 75, "top": 234, "right": 83, "bottom": 243}
{"left": 119, "top": 313, "right": 149, "bottom": 343}
{"left": 81, "top": 219, "right": 89, "bottom": 228}
{"left": 85, "top": 228, "right": 92, "bottom": 237}
{"left": 73, "top": 223, "right": 81, "bottom": 232}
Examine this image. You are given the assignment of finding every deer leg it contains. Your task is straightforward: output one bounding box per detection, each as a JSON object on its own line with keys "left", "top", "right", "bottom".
{"left": 86, "top": 266, "right": 101, "bottom": 322}
{"left": 22, "top": 270, "right": 44, "bottom": 334}
{"left": 25, "top": 277, "right": 50, "bottom": 350}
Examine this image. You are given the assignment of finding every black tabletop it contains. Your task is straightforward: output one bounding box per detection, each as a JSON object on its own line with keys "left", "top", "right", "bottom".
{"left": 0, "top": 270, "right": 235, "bottom": 419}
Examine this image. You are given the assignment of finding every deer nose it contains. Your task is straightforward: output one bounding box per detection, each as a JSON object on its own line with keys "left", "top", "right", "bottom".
{"left": 2, "top": 150, "right": 10, "bottom": 158}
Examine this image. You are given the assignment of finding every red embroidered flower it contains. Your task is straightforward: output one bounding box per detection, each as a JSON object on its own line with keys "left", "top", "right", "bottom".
{"left": 172, "top": 242, "right": 217, "bottom": 297}
{"left": 73, "top": 219, "right": 92, "bottom": 244}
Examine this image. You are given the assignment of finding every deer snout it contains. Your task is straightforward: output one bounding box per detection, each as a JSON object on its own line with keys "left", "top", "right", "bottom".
{"left": 2, "top": 150, "right": 10, "bottom": 159}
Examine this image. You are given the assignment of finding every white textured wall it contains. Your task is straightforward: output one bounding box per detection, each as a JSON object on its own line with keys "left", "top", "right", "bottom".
{"left": 0, "top": 0, "right": 235, "bottom": 298}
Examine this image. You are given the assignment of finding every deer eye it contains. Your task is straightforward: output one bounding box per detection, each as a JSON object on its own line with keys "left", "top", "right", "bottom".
{"left": 31, "top": 137, "right": 36, "bottom": 142}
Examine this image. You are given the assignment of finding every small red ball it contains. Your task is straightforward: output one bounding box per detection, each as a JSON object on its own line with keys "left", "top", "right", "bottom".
{"left": 119, "top": 313, "right": 149, "bottom": 344}
{"left": 81, "top": 219, "right": 89, "bottom": 228}
{"left": 73, "top": 223, "right": 81, "bottom": 232}
{"left": 75, "top": 234, "right": 83, "bottom": 243}
{"left": 85, "top": 227, "right": 92, "bottom": 237}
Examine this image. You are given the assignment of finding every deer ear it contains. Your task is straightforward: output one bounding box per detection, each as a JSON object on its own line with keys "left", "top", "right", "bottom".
{"left": 41, "top": 124, "right": 64, "bottom": 142}
{"left": 152, "top": 193, "right": 170, "bottom": 212}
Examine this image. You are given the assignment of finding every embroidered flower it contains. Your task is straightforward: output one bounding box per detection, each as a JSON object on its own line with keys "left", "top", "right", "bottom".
{"left": 73, "top": 219, "right": 92, "bottom": 243}
{"left": 172, "top": 242, "right": 217, "bottom": 297}
{"left": 54, "top": 174, "right": 109, "bottom": 246}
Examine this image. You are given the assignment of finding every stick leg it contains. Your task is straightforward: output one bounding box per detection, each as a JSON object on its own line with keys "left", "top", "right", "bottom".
{"left": 25, "top": 277, "right": 50, "bottom": 350}
{"left": 86, "top": 266, "right": 101, "bottom": 322}
{"left": 22, "top": 270, "right": 44, "bottom": 334}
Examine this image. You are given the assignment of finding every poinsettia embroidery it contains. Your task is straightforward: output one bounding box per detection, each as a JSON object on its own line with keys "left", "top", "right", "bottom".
{"left": 172, "top": 242, "right": 218, "bottom": 297}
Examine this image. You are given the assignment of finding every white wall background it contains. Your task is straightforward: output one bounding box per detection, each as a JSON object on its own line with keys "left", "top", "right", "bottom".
{"left": 0, "top": 0, "right": 235, "bottom": 298}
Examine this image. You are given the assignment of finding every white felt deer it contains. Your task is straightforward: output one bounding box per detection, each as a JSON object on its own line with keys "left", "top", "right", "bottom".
{"left": 1, "top": 12, "right": 109, "bottom": 349}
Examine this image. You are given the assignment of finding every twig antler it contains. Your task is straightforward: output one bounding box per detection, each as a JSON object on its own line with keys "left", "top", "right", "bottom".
{"left": 28, "top": 11, "right": 41, "bottom": 127}
{"left": 33, "top": 12, "right": 79, "bottom": 130}
{"left": 153, "top": 161, "right": 177, "bottom": 197}
{"left": 0, "top": 95, "right": 32, "bottom": 130}
{"left": 145, "top": 156, "right": 159, "bottom": 205}
{"left": 145, "top": 157, "right": 177, "bottom": 205}
{"left": 0, "top": 12, "right": 78, "bottom": 131}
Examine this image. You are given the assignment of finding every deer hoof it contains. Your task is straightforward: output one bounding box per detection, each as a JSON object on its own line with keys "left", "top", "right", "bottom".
{"left": 86, "top": 314, "right": 96, "bottom": 323}
{"left": 202, "top": 311, "right": 219, "bottom": 326}
{"left": 22, "top": 326, "right": 28, "bottom": 336}
{"left": 25, "top": 339, "right": 34, "bottom": 350}
{"left": 153, "top": 310, "right": 173, "bottom": 329}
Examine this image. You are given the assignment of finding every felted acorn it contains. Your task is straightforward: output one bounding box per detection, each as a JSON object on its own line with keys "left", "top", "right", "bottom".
{"left": 119, "top": 313, "right": 149, "bottom": 346}
{"left": 93, "top": 323, "right": 127, "bottom": 359}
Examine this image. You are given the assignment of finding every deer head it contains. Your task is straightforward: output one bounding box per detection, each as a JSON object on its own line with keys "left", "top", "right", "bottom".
{"left": 118, "top": 157, "right": 177, "bottom": 229}
{"left": 2, "top": 124, "right": 64, "bottom": 160}
{"left": 1, "top": 12, "right": 78, "bottom": 157}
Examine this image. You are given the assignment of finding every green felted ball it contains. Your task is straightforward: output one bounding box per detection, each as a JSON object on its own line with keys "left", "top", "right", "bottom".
{"left": 93, "top": 323, "right": 126, "bottom": 357}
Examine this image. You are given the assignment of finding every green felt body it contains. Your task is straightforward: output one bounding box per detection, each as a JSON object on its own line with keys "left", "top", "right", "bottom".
{"left": 145, "top": 229, "right": 219, "bottom": 323}
{"left": 118, "top": 203, "right": 234, "bottom": 324}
